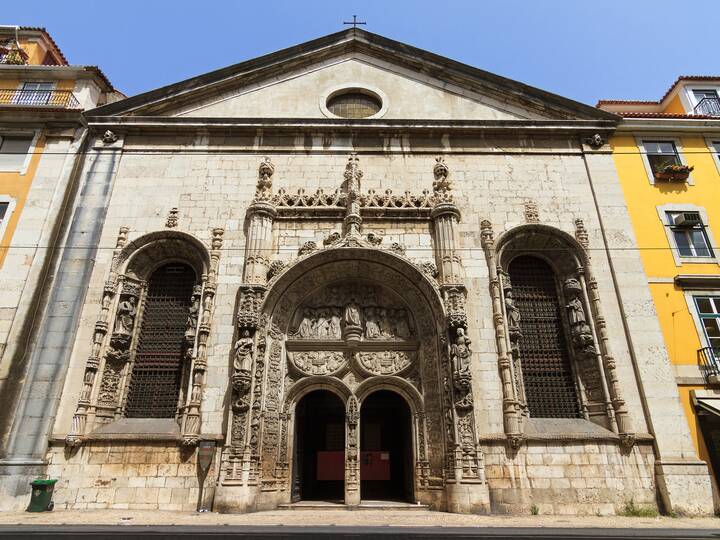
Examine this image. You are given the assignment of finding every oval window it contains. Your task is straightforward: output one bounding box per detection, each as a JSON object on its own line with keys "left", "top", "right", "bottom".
{"left": 326, "top": 91, "right": 382, "bottom": 119}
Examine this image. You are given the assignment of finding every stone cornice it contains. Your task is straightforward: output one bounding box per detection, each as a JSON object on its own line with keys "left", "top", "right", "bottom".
{"left": 85, "top": 117, "right": 617, "bottom": 137}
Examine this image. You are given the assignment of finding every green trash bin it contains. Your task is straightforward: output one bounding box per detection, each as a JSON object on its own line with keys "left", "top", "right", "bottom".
{"left": 26, "top": 479, "right": 57, "bottom": 512}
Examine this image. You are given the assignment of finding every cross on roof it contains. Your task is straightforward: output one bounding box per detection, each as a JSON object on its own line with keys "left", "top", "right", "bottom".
{"left": 343, "top": 15, "right": 366, "bottom": 29}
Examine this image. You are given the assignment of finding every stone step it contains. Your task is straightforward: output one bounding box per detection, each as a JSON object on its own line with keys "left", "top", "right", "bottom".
{"left": 278, "top": 500, "right": 430, "bottom": 511}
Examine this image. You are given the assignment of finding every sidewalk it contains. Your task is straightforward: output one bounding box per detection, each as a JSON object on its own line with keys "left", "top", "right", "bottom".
{"left": 0, "top": 508, "right": 718, "bottom": 529}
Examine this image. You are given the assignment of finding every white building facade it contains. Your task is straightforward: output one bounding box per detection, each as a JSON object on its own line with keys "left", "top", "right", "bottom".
{"left": 1, "top": 30, "right": 713, "bottom": 515}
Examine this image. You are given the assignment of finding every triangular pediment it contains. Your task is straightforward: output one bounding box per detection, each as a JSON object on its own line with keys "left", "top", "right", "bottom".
{"left": 89, "top": 29, "right": 616, "bottom": 122}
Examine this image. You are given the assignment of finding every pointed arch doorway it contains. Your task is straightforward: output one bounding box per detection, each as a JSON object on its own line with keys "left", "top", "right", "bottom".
{"left": 360, "top": 390, "right": 414, "bottom": 502}
{"left": 293, "top": 390, "right": 345, "bottom": 502}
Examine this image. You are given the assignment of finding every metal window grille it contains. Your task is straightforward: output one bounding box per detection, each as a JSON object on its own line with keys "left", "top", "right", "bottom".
{"left": 509, "top": 255, "right": 581, "bottom": 418}
{"left": 125, "top": 263, "right": 196, "bottom": 418}
{"left": 327, "top": 92, "right": 381, "bottom": 118}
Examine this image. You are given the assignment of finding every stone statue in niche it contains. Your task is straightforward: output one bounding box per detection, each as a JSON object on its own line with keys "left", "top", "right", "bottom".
{"left": 233, "top": 329, "right": 255, "bottom": 372}
{"left": 113, "top": 296, "right": 137, "bottom": 336}
{"left": 298, "top": 308, "right": 314, "bottom": 338}
{"left": 566, "top": 296, "right": 586, "bottom": 326}
{"left": 563, "top": 277, "right": 596, "bottom": 356}
{"left": 364, "top": 307, "right": 381, "bottom": 338}
{"left": 451, "top": 327, "right": 472, "bottom": 374}
{"left": 344, "top": 299, "right": 362, "bottom": 327}
{"left": 504, "top": 286, "right": 522, "bottom": 347}
{"left": 185, "top": 287, "right": 201, "bottom": 340}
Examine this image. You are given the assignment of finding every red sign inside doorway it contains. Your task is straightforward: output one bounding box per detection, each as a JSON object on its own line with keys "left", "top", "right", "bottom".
{"left": 360, "top": 451, "right": 390, "bottom": 481}
{"left": 316, "top": 451, "right": 344, "bottom": 481}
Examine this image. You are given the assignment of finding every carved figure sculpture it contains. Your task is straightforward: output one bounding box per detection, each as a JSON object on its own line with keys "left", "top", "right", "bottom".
{"left": 298, "top": 308, "right": 314, "bottom": 338}
{"left": 329, "top": 309, "right": 341, "bottom": 338}
{"left": 394, "top": 309, "right": 411, "bottom": 339}
{"left": 186, "top": 293, "right": 200, "bottom": 336}
{"left": 566, "top": 296, "right": 586, "bottom": 326}
{"left": 505, "top": 289, "right": 521, "bottom": 333}
{"left": 233, "top": 329, "right": 254, "bottom": 372}
{"left": 378, "top": 308, "right": 392, "bottom": 337}
{"left": 452, "top": 327, "right": 472, "bottom": 374}
{"left": 364, "top": 307, "right": 381, "bottom": 338}
{"left": 113, "top": 296, "right": 137, "bottom": 336}
{"left": 344, "top": 299, "right": 362, "bottom": 328}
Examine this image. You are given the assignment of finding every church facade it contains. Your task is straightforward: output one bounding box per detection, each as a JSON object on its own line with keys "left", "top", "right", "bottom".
{"left": 0, "top": 29, "right": 714, "bottom": 515}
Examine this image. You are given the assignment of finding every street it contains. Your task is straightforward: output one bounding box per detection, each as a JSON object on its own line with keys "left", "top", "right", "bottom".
{"left": 1, "top": 525, "right": 719, "bottom": 539}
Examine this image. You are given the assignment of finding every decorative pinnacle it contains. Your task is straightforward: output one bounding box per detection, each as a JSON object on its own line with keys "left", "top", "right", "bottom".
{"left": 343, "top": 153, "right": 363, "bottom": 191}
{"left": 433, "top": 156, "right": 449, "bottom": 181}
{"left": 255, "top": 157, "right": 275, "bottom": 200}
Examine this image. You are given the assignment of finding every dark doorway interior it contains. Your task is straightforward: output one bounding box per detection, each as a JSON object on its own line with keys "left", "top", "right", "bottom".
{"left": 294, "top": 390, "right": 345, "bottom": 502}
{"left": 697, "top": 409, "right": 720, "bottom": 490}
{"left": 360, "top": 390, "right": 413, "bottom": 502}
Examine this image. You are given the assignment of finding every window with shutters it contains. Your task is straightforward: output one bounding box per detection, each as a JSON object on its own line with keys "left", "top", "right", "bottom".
{"left": 0, "top": 134, "right": 34, "bottom": 172}
{"left": 509, "top": 255, "right": 581, "bottom": 418}
{"left": 124, "top": 263, "right": 196, "bottom": 418}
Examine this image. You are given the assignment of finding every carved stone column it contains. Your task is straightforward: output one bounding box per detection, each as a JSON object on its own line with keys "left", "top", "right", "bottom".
{"left": 243, "top": 158, "right": 277, "bottom": 286}
{"left": 480, "top": 220, "right": 523, "bottom": 447}
{"left": 181, "top": 228, "right": 224, "bottom": 445}
{"left": 345, "top": 395, "right": 360, "bottom": 506}
{"left": 585, "top": 272, "right": 634, "bottom": 444}
{"left": 66, "top": 227, "right": 130, "bottom": 446}
{"left": 430, "top": 157, "right": 464, "bottom": 286}
{"left": 343, "top": 153, "right": 363, "bottom": 238}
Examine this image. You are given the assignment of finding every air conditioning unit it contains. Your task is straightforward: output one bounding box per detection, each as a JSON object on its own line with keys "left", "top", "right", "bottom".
{"left": 673, "top": 212, "right": 702, "bottom": 227}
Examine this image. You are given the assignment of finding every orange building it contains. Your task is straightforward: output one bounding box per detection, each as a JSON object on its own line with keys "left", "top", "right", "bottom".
{"left": 0, "top": 26, "right": 120, "bottom": 451}
{"left": 599, "top": 78, "right": 720, "bottom": 506}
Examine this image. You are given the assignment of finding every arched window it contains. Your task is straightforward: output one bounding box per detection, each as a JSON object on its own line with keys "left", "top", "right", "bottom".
{"left": 509, "top": 255, "right": 581, "bottom": 418}
{"left": 125, "top": 263, "right": 196, "bottom": 418}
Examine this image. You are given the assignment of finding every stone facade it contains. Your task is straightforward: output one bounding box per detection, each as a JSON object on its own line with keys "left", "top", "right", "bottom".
{"left": 0, "top": 29, "right": 713, "bottom": 515}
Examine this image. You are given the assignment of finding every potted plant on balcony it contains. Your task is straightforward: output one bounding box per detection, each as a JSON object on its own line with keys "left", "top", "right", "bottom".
{"left": 654, "top": 163, "right": 694, "bottom": 182}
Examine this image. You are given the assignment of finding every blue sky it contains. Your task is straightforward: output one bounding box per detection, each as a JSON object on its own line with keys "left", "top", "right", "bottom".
{"left": 5, "top": 0, "right": 719, "bottom": 105}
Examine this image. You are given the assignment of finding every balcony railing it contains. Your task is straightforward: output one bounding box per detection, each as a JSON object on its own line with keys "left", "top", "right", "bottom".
{"left": 694, "top": 97, "right": 720, "bottom": 117}
{"left": 698, "top": 347, "right": 720, "bottom": 384}
{"left": 0, "top": 89, "right": 80, "bottom": 109}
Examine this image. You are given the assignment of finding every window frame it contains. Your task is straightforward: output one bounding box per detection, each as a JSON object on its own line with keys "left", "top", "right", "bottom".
{"left": 686, "top": 291, "right": 720, "bottom": 355}
{"left": 319, "top": 83, "right": 389, "bottom": 120}
{"left": 657, "top": 204, "right": 718, "bottom": 266}
{"left": 0, "top": 195, "right": 17, "bottom": 249}
{"left": 705, "top": 137, "right": 720, "bottom": 175}
{"left": 637, "top": 136, "right": 694, "bottom": 185}
{"left": 686, "top": 85, "right": 720, "bottom": 109}
{"left": 0, "top": 130, "right": 40, "bottom": 174}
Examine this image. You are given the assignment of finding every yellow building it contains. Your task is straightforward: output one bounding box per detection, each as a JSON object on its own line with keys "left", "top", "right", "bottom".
{"left": 0, "top": 26, "right": 120, "bottom": 449}
{"left": 599, "top": 78, "right": 720, "bottom": 503}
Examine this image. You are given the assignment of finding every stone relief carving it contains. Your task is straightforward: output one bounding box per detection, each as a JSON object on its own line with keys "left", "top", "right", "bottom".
{"left": 289, "top": 284, "right": 415, "bottom": 342}
{"left": 356, "top": 351, "right": 413, "bottom": 376}
{"left": 267, "top": 260, "right": 286, "bottom": 281}
{"left": 101, "top": 130, "right": 118, "bottom": 144}
{"left": 289, "top": 351, "right": 345, "bottom": 376}
{"left": 524, "top": 200, "right": 540, "bottom": 223}
{"left": 584, "top": 133, "right": 606, "bottom": 149}
{"left": 432, "top": 156, "right": 452, "bottom": 203}
{"left": 443, "top": 287, "right": 467, "bottom": 329}
{"left": 575, "top": 218, "right": 590, "bottom": 249}
{"left": 298, "top": 241, "right": 317, "bottom": 256}
{"left": 346, "top": 395, "right": 360, "bottom": 492}
{"left": 165, "top": 207, "right": 179, "bottom": 228}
